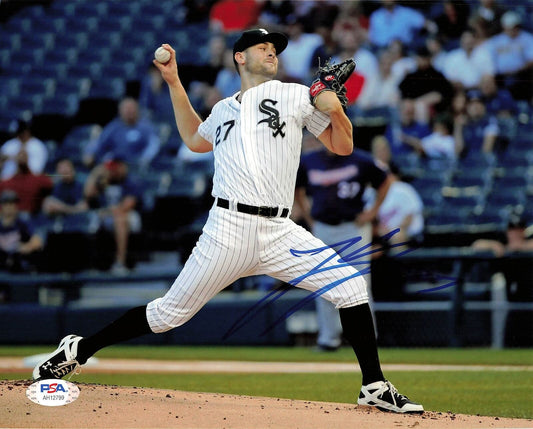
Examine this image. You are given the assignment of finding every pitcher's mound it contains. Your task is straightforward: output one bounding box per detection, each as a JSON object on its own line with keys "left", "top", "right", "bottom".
{"left": 2, "top": 380, "right": 531, "bottom": 428}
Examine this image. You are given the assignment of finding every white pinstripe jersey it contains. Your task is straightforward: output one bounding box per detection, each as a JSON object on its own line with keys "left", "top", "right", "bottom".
{"left": 198, "top": 80, "right": 330, "bottom": 208}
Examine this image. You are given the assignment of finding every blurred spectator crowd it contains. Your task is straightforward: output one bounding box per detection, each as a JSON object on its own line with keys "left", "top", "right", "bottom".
{"left": 0, "top": 0, "right": 532, "bottom": 278}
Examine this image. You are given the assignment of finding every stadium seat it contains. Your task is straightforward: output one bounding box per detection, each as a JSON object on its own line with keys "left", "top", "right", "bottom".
{"left": 149, "top": 153, "right": 177, "bottom": 172}
{"left": 458, "top": 152, "right": 496, "bottom": 169}
{"left": 445, "top": 174, "right": 491, "bottom": 198}
{"left": 61, "top": 124, "right": 97, "bottom": 145}
{"left": 42, "top": 47, "right": 78, "bottom": 66}
{"left": 70, "top": 123, "right": 100, "bottom": 140}
{"left": 463, "top": 211, "right": 507, "bottom": 234}
{"left": 62, "top": 16, "right": 98, "bottom": 34}
{"left": 418, "top": 156, "right": 457, "bottom": 173}
{"left": 0, "top": 95, "right": 6, "bottom": 112}
{"left": 485, "top": 189, "right": 526, "bottom": 212}
{"left": 33, "top": 62, "right": 69, "bottom": 80}
{"left": 3, "top": 15, "right": 32, "bottom": 34}
{"left": 516, "top": 100, "right": 533, "bottom": 125}
{"left": 32, "top": 15, "right": 66, "bottom": 34}
{"left": 98, "top": 63, "right": 137, "bottom": 81}
{"left": 0, "top": 48, "right": 9, "bottom": 70}
{"left": 76, "top": 48, "right": 111, "bottom": 67}
{"left": 138, "top": 3, "right": 167, "bottom": 18}
{"left": 111, "top": 46, "right": 149, "bottom": 65}
{"left": 524, "top": 204, "right": 533, "bottom": 225}
{"left": 98, "top": 17, "right": 130, "bottom": 34}
{"left": 87, "top": 79, "right": 126, "bottom": 100}
{"left": 67, "top": 63, "right": 102, "bottom": 81}
{"left": 451, "top": 173, "right": 490, "bottom": 188}
{"left": 40, "top": 94, "right": 79, "bottom": 116}
{"left": 498, "top": 151, "right": 532, "bottom": 168}
{"left": 0, "top": 77, "right": 20, "bottom": 98}
{"left": 6, "top": 96, "right": 42, "bottom": 117}
{"left": 425, "top": 212, "right": 466, "bottom": 234}
{"left": 440, "top": 195, "right": 483, "bottom": 219}
{"left": 493, "top": 175, "right": 528, "bottom": 189}
{"left": 54, "top": 78, "right": 91, "bottom": 99}
{"left": 24, "top": 4, "right": 46, "bottom": 19}
{"left": 506, "top": 146, "right": 533, "bottom": 163}
{"left": 0, "top": 33, "right": 20, "bottom": 51}
{"left": 87, "top": 31, "right": 122, "bottom": 50}
{"left": 72, "top": 2, "right": 106, "bottom": 18}
{"left": 60, "top": 212, "right": 100, "bottom": 234}
{"left": 31, "top": 213, "right": 55, "bottom": 235}
{"left": 129, "top": 16, "right": 163, "bottom": 34}
{"left": 496, "top": 116, "right": 518, "bottom": 145}
{"left": 46, "top": 1, "right": 76, "bottom": 18}
{"left": 107, "top": 1, "right": 140, "bottom": 18}
{"left": 19, "top": 77, "right": 55, "bottom": 99}
{"left": 135, "top": 170, "right": 169, "bottom": 212}
{"left": 454, "top": 163, "right": 494, "bottom": 179}
{"left": 53, "top": 30, "right": 88, "bottom": 51}
{"left": 411, "top": 175, "right": 448, "bottom": 190}
{"left": 20, "top": 32, "right": 55, "bottom": 52}
{"left": 493, "top": 165, "right": 529, "bottom": 180}
{"left": 0, "top": 116, "right": 17, "bottom": 134}
{"left": 440, "top": 198, "right": 481, "bottom": 214}
{"left": 121, "top": 31, "right": 157, "bottom": 53}
{"left": 5, "top": 51, "right": 35, "bottom": 74}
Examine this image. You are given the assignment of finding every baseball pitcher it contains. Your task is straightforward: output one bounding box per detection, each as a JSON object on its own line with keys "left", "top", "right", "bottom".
{"left": 33, "top": 29, "right": 423, "bottom": 414}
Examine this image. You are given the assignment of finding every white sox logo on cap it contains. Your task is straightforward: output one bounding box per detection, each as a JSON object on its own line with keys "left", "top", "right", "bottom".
{"left": 233, "top": 29, "right": 288, "bottom": 55}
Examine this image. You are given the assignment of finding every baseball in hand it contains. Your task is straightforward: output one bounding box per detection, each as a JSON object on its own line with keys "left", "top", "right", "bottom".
{"left": 154, "top": 46, "right": 170, "bottom": 63}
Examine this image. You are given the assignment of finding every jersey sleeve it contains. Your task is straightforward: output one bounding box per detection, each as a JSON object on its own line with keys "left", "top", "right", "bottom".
{"left": 299, "top": 86, "right": 331, "bottom": 137}
{"left": 197, "top": 110, "right": 216, "bottom": 144}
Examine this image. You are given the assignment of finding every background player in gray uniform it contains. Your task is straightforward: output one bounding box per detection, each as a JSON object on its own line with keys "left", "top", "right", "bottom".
{"left": 33, "top": 29, "right": 423, "bottom": 414}
{"left": 295, "top": 145, "right": 392, "bottom": 351}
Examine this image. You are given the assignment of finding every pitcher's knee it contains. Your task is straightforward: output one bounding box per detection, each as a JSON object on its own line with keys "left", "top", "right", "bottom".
{"left": 146, "top": 298, "right": 196, "bottom": 333}
{"left": 320, "top": 275, "right": 369, "bottom": 309}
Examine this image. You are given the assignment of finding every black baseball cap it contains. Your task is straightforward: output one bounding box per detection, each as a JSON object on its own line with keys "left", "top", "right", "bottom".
{"left": 232, "top": 29, "right": 288, "bottom": 56}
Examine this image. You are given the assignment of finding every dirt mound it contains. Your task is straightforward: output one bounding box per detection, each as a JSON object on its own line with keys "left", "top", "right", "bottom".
{"left": 2, "top": 380, "right": 531, "bottom": 428}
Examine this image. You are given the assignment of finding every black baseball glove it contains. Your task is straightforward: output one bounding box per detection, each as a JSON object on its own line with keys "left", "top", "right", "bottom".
{"left": 309, "top": 58, "right": 356, "bottom": 109}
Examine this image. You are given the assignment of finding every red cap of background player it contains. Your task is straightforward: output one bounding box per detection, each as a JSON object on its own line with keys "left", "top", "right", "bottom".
{"left": 233, "top": 29, "right": 288, "bottom": 56}
{"left": 104, "top": 158, "right": 126, "bottom": 171}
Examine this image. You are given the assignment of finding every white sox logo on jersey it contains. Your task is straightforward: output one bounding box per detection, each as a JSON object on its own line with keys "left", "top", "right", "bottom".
{"left": 258, "top": 99, "right": 286, "bottom": 138}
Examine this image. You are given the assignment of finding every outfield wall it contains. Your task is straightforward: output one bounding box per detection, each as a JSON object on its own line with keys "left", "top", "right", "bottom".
{"left": 1, "top": 249, "right": 532, "bottom": 347}
{"left": 1, "top": 294, "right": 531, "bottom": 347}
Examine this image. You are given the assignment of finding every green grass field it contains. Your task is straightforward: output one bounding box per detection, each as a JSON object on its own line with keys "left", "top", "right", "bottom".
{"left": 2, "top": 346, "right": 532, "bottom": 419}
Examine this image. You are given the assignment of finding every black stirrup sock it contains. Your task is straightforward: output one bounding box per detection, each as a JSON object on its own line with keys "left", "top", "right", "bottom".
{"left": 339, "top": 303, "right": 385, "bottom": 386}
{"left": 76, "top": 305, "right": 152, "bottom": 364}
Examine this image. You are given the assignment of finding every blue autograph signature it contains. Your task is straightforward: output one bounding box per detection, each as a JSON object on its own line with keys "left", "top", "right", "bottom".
{"left": 223, "top": 228, "right": 457, "bottom": 340}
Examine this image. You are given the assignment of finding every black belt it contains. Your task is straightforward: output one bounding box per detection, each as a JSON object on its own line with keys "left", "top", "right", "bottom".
{"left": 216, "top": 198, "right": 289, "bottom": 218}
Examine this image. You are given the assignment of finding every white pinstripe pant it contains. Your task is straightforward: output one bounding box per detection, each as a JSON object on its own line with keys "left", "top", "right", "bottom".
{"left": 146, "top": 205, "right": 369, "bottom": 333}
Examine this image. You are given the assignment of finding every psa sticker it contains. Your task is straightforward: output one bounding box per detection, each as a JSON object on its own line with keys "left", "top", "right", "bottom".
{"left": 26, "top": 379, "right": 80, "bottom": 406}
